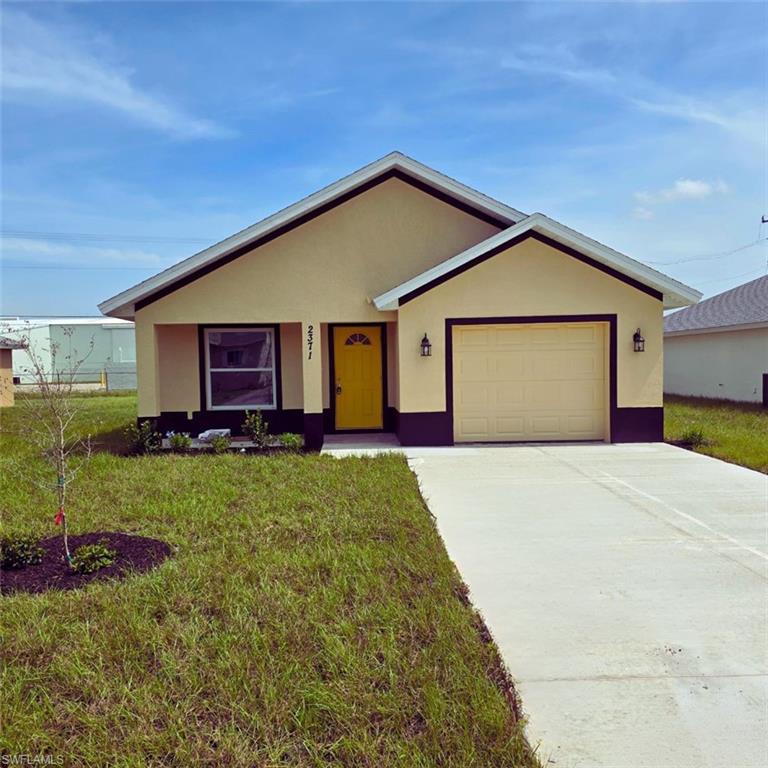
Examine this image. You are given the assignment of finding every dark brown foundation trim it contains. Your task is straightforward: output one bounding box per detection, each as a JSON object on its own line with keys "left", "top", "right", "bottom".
{"left": 135, "top": 170, "right": 509, "bottom": 311}
{"left": 395, "top": 410, "right": 452, "bottom": 446}
{"left": 303, "top": 413, "right": 324, "bottom": 451}
{"left": 150, "top": 408, "right": 304, "bottom": 436}
{"left": 399, "top": 231, "right": 663, "bottom": 306}
{"left": 612, "top": 407, "right": 664, "bottom": 442}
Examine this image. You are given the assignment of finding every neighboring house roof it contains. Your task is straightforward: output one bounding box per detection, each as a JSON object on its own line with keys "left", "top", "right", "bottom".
{"left": 0, "top": 336, "right": 27, "bottom": 350}
{"left": 98, "top": 152, "right": 525, "bottom": 318}
{"left": 373, "top": 213, "right": 701, "bottom": 310}
{"left": 664, "top": 274, "right": 768, "bottom": 334}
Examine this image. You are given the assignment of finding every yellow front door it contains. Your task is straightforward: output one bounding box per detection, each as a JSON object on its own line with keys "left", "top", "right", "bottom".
{"left": 333, "top": 325, "right": 383, "bottom": 430}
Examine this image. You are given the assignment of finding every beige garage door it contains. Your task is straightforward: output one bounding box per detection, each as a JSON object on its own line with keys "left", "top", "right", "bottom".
{"left": 452, "top": 322, "right": 608, "bottom": 442}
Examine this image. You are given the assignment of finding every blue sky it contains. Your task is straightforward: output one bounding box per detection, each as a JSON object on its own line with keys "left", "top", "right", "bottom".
{"left": 1, "top": 1, "right": 765, "bottom": 315}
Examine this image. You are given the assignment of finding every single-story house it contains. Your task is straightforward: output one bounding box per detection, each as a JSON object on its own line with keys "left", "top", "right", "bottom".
{"left": 99, "top": 152, "right": 700, "bottom": 449}
{"left": 664, "top": 274, "right": 768, "bottom": 404}
{"left": 0, "top": 336, "right": 26, "bottom": 407}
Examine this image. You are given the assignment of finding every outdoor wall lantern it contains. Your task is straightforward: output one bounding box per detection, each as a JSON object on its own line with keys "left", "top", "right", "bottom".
{"left": 633, "top": 328, "right": 645, "bottom": 352}
{"left": 420, "top": 333, "right": 432, "bottom": 357}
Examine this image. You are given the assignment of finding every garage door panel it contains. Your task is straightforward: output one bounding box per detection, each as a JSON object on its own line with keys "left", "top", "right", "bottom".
{"left": 458, "top": 382, "right": 490, "bottom": 407}
{"left": 494, "top": 353, "right": 525, "bottom": 379}
{"left": 453, "top": 322, "right": 607, "bottom": 443}
{"left": 496, "top": 382, "right": 525, "bottom": 405}
{"left": 456, "top": 327, "right": 490, "bottom": 346}
{"left": 457, "top": 417, "right": 491, "bottom": 441}
{"left": 495, "top": 416, "right": 526, "bottom": 440}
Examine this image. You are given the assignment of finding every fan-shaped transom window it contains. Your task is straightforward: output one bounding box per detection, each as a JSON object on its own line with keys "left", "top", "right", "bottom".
{"left": 345, "top": 333, "right": 371, "bottom": 346}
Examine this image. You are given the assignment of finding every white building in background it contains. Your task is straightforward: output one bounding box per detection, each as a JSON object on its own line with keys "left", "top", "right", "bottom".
{"left": 664, "top": 275, "right": 768, "bottom": 404}
{"left": 0, "top": 316, "right": 136, "bottom": 388}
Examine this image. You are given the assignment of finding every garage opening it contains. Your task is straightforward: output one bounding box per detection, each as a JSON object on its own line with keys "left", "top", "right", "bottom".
{"left": 451, "top": 321, "right": 608, "bottom": 442}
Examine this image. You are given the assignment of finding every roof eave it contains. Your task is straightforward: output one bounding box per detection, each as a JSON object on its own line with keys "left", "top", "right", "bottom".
{"left": 373, "top": 214, "right": 702, "bottom": 311}
{"left": 98, "top": 151, "right": 524, "bottom": 319}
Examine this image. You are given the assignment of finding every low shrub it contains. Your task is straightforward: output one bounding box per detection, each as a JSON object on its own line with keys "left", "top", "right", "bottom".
{"left": 279, "top": 433, "right": 303, "bottom": 453}
{"left": 167, "top": 431, "right": 193, "bottom": 453}
{"left": 70, "top": 542, "right": 117, "bottom": 574}
{"left": 242, "top": 410, "right": 270, "bottom": 449}
{"left": 680, "top": 427, "right": 707, "bottom": 447}
{"left": 125, "top": 420, "right": 162, "bottom": 455}
{"left": 1, "top": 535, "right": 44, "bottom": 570}
{"left": 210, "top": 434, "right": 232, "bottom": 454}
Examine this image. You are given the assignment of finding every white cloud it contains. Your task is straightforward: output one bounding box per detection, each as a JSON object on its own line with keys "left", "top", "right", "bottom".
{"left": 632, "top": 206, "right": 655, "bottom": 221}
{"left": 1, "top": 10, "right": 233, "bottom": 139}
{"left": 398, "top": 38, "right": 762, "bottom": 147}
{"left": 635, "top": 179, "right": 729, "bottom": 205}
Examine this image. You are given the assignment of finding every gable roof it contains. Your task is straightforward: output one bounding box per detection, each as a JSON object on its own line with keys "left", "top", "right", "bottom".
{"left": 99, "top": 152, "right": 525, "bottom": 319}
{"left": 373, "top": 213, "right": 701, "bottom": 310}
{"left": 664, "top": 274, "right": 768, "bottom": 334}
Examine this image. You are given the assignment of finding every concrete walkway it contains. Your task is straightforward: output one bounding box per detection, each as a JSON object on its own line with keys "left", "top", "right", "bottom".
{"left": 407, "top": 443, "right": 767, "bottom": 768}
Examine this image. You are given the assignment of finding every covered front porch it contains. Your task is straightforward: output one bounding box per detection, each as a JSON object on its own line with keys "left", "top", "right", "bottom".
{"left": 137, "top": 320, "right": 403, "bottom": 450}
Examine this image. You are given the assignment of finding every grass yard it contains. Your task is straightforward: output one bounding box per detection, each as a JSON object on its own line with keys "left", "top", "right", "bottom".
{"left": 0, "top": 394, "right": 537, "bottom": 767}
{"left": 665, "top": 395, "right": 768, "bottom": 473}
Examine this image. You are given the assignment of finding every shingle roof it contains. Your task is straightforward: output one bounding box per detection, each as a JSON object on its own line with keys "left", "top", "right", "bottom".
{"left": 0, "top": 335, "right": 27, "bottom": 350}
{"left": 664, "top": 274, "right": 768, "bottom": 333}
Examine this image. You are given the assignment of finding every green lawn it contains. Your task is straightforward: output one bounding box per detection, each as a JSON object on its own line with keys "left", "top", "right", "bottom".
{"left": 0, "top": 394, "right": 537, "bottom": 767}
{"left": 665, "top": 395, "right": 768, "bottom": 473}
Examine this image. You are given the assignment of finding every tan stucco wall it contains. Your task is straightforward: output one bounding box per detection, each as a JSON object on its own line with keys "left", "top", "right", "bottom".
{"left": 664, "top": 327, "right": 768, "bottom": 403}
{"left": 0, "top": 349, "right": 14, "bottom": 408}
{"left": 157, "top": 325, "right": 199, "bottom": 415}
{"left": 136, "top": 178, "right": 500, "bottom": 327}
{"left": 397, "top": 237, "right": 663, "bottom": 413}
{"left": 135, "top": 178, "right": 500, "bottom": 415}
{"left": 281, "top": 323, "right": 303, "bottom": 410}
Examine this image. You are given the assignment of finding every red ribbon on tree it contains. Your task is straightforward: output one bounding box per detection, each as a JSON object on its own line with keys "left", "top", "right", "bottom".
{"left": 55, "top": 507, "right": 65, "bottom": 526}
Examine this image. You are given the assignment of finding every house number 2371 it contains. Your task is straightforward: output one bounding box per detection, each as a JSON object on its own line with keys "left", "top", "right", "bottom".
{"left": 306, "top": 324, "right": 314, "bottom": 360}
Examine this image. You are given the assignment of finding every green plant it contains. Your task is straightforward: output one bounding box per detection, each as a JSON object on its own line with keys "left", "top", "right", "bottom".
{"left": 210, "top": 434, "right": 232, "bottom": 454}
{"left": 167, "top": 431, "right": 193, "bottom": 453}
{"left": 1, "top": 534, "right": 44, "bottom": 570}
{"left": 69, "top": 542, "right": 117, "bottom": 574}
{"left": 242, "top": 410, "right": 270, "bottom": 449}
{"left": 125, "top": 420, "right": 162, "bottom": 455}
{"left": 680, "top": 426, "right": 707, "bottom": 447}
{"left": 278, "top": 432, "right": 303, "bottom": 453}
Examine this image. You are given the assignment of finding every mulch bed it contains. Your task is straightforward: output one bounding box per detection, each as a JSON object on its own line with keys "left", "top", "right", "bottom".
{"left": 1, "top": 532, "right": 172, "bottom": 596}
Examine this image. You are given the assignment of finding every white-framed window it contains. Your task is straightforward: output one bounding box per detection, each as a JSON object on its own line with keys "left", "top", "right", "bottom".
{"left": 204, "top": 327, "right": 277, "bottom": 410}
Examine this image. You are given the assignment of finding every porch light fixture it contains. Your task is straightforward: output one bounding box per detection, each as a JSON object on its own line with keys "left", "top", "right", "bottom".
{"left": 633, "top": 328, "right": 645, "bottom": 352}
{"left": 420, "top": 333, "right": 432, "bottom": 357}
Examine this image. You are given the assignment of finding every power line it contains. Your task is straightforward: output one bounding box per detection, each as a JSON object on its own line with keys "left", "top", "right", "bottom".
{"left": 645, "top": 238, "right": 766, "bottom": 266}
{"left": 1, "top": 230, "right": 213, "bottom": 244}
{"left": 2, "top": 263, "right": 160, "bottom": 271}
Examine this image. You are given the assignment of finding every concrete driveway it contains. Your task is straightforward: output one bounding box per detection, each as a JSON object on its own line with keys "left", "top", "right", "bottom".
{"left": 407, "top": 443, "right": 767, "bottom": 768}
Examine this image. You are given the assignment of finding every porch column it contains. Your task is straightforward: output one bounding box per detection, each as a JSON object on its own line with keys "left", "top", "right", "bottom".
{"left": 135, "top": 318, "right": 160, "bottom": 419}
{"left": 301, "top": 320, "right": 324, "bottom": 450}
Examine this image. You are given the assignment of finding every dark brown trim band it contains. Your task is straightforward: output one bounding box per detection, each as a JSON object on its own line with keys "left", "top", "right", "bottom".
{"left": 135, "top": 170, "right": 508, "bottom": 311}
{"left": 327, "top": 322, "right": 388, "bottom": 433}
{"left": 399, "top": 231, "right": 663, "bottom": 306}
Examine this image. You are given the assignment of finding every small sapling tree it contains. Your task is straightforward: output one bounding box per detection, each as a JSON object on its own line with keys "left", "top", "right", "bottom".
{"left": 2, "top": 325, "right": 96, "bottom": 567}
